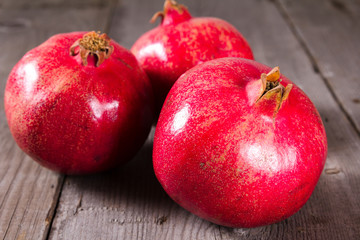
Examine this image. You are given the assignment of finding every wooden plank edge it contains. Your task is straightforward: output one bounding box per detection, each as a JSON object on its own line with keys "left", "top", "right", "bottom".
{"left": 43, "top": 175, "right": 66, "bottom": 240}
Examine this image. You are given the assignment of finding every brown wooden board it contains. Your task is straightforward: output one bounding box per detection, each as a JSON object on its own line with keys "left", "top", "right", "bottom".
{"left": 48, "top": 0, "right": 360, "bottom": 239}
{"left": 0, "top": 6, "right": 111, "bottom": 240}
{"left": 278, "top": 0, "right": 360, "bottom": 134}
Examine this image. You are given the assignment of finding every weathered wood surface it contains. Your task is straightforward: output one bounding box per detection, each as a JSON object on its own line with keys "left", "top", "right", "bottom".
{"left": 48, "top": 0, "right": 360, "bottom": 239}
{"left": 1, "top": 0, "right": 360, "bottom": 239}
{"left": 278, "top": 0, "right": 360, "bottom": 133}
{"left": 0, "top": 6, "right": 111, "bottom": 240}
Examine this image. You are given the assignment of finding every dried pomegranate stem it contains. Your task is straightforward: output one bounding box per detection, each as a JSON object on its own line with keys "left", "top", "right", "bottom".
{"left": 257, "top": 67, "right": 293, "bottom": 114}
{"left": 70, "top": 31, "right": 114, "bottom": 67}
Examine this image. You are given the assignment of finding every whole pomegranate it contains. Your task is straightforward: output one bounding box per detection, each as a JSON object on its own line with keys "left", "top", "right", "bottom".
{"left": 4, "top": 31, "right": 154, "bottom": 174}
{"left": 131, "top": 0, "right": 254, "bottom": 114}
{"left": 153, "top": 57, "right": 327, "bottom": 228}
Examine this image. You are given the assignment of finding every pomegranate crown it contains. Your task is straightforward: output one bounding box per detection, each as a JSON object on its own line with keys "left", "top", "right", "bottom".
{"left": 150, "top": 0, "right": 192, "bottom": 25}
{"left": 70, "top": 31, "right": 114, "bottom": 67}
{"left": 257, "top": 67, "right": 293, "bottom": 116}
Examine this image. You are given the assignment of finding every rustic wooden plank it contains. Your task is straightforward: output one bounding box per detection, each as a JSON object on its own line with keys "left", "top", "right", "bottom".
{"left": 49, "top": 0, "right": 360, "bottom": 239}
{"left": 277, "top": 0, "right": 360, "bottom": 134}
{"left": 0, "top": 6, "right": 111, "bottom": 240}
{"left": 48, "top": 128, "right": 222, "bottom": 240}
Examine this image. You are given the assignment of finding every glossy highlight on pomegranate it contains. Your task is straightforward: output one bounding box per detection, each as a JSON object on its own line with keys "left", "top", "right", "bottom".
{"left": 4, "top": 31, "right": 154, "bottom": 174}
{"left": 131, "top": 0, "right": 254, "bottom": 113}
{"left": 153, "top": 57, "right": 327, "bottom": 228}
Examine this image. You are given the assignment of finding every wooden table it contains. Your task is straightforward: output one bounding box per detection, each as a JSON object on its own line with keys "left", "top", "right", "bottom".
{"left": 1, "top": 0, "right": 359, "bottom": 239}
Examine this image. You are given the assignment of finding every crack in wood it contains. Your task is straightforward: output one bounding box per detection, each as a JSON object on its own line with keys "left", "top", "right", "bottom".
{"left": 73, "top": 194, "right": 83, "bottom": 216}
{"left": 155, "top": 215, "right": 168, "bottom": 225}
{"left": 44, "top": 175, "right": 66, "bottom": 240}
{"left": 2, "top": 196, "right": 21, "bottom": 240}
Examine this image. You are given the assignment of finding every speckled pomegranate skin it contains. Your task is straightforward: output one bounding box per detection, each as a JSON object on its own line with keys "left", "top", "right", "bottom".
{"left": 153, "top": 58, "right": 327, "bottom": 228}
{"left": 4, "top": 32, "right": 154, "bottom": 174}
{"left": 131, "top": 1, "right": 254, "bottom": 113}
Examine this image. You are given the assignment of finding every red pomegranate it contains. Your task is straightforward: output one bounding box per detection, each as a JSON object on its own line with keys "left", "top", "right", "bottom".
{"left": 131, "top": 0, "right": 254, "bottom": 114}
{"left": 4, "top": 31, "right": 154, "bottom": 174}
{"left": 153, "top": 57, "right": 327, "bottom": 228}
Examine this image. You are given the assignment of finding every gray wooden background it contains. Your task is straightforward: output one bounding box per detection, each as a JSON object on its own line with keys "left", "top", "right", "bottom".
{"left": 1, "top": 0, "right": 360, "bottom": 239}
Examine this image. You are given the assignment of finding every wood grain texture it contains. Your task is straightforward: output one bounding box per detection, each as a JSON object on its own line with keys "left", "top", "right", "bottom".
{"left": 49, "top": 129, "right": 226, "bottom": 240}
{"left": 48, "top": 0, "right": 360, "bottom": 239}
{"left": 0, "top": 6, "right": 111, "bottom": 240}
{"left": 278, "top": 0, "right": 360, "bottom": 134}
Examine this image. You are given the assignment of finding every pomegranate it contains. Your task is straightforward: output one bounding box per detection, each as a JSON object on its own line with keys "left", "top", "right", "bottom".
{"left": 131, "top": 0, "right": 254, "bottom": 114}
{"left": 153, "top": 57, "right": 327, "bottom": 228}
{"left": 4, "top": 31, "right": 154, "bottom": 174}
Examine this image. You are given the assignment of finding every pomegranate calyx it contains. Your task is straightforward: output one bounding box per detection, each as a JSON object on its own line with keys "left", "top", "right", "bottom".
{"left": 257, "top": 67, "right": 293, "bottom": 115}
{"left": 164, "top": 0, "right": 186, "bottom": 13}
{"left": 151, "top": 0, "right": 191, "bottom": 25}
{"left": 70, "top": 31, "right": 114, "bottom": 67}
{"left": 150, "top": 11, "right": 165, "bottom": 23}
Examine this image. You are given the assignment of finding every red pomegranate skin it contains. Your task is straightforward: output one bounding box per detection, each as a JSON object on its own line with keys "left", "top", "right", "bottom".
{"left": 153, "top": 57, "right": 327, "bottom": 228}
{"left": 4, "top": 31, "right": 154, "bottom": 174}
{"left": 131, "top": 0, "right": 254, "bottom": 113}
